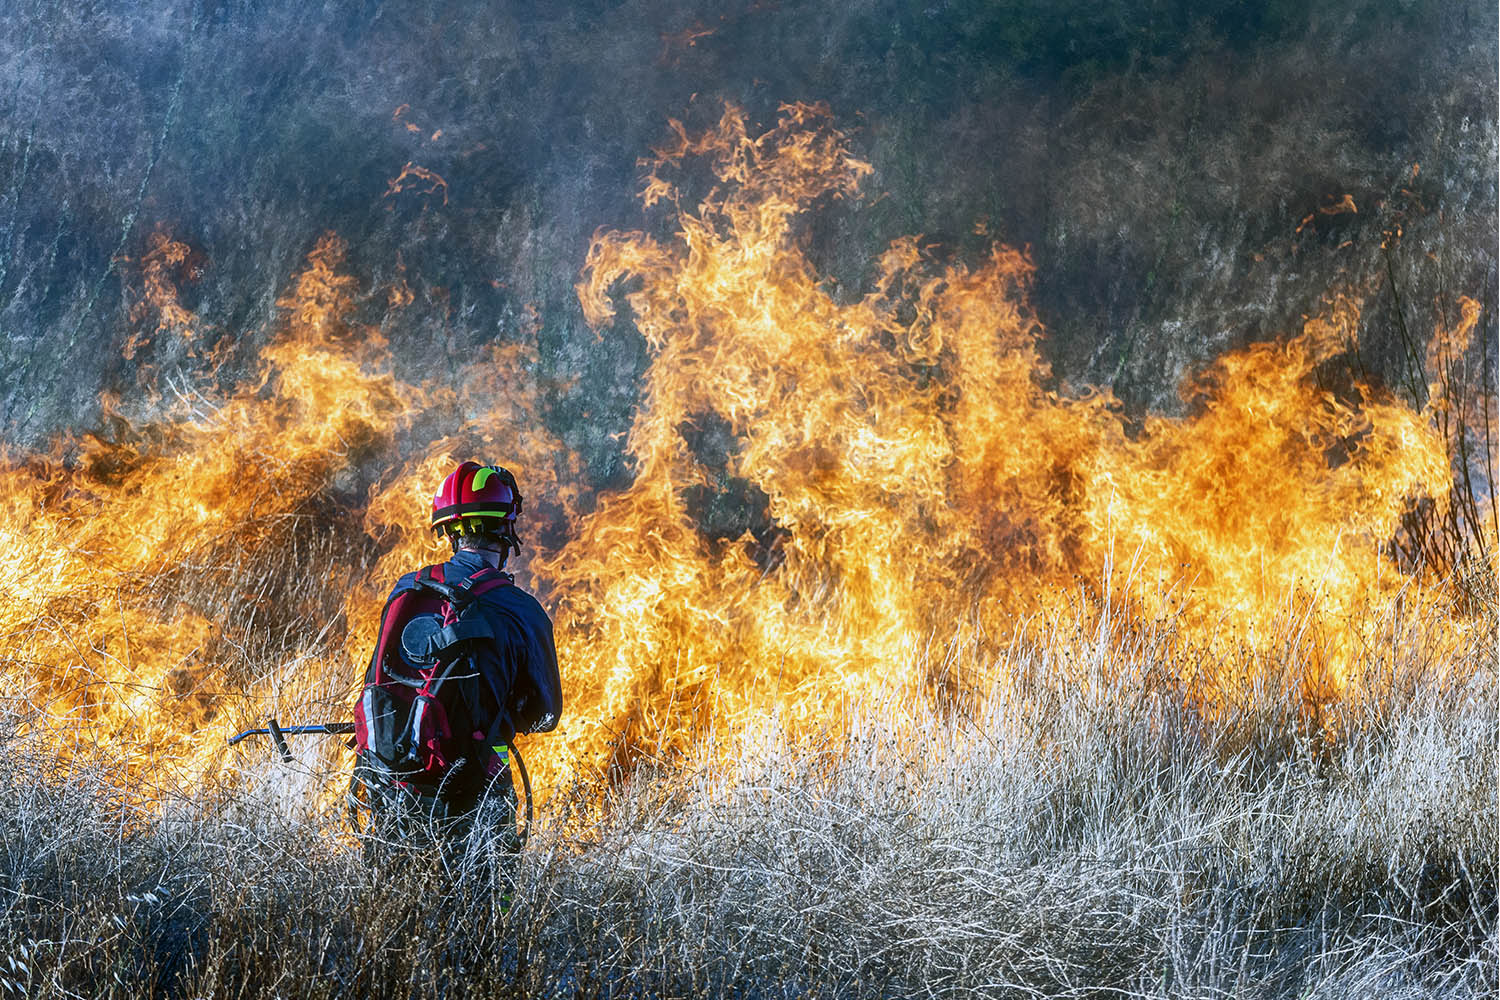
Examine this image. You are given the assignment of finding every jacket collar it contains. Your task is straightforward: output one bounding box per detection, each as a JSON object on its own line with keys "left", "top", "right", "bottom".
{"left": 447, "top": 547, "right": 500, "bottom": 576}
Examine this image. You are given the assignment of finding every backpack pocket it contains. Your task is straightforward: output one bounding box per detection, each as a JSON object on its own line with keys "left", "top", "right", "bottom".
{"left": 407, "top": 691, "right": 456, "bottom": 772}
{"left": 356, "top": 684, "right": 421, "bottom": 778}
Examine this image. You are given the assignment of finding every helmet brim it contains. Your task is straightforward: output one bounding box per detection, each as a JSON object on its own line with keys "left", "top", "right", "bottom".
{"left": 431, "top": 500, "right": 518, "bottom": 529}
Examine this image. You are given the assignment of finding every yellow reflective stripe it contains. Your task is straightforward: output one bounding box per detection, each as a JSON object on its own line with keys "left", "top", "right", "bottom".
{"left": 472, "top": 466, "right": 496, "bottom": 490}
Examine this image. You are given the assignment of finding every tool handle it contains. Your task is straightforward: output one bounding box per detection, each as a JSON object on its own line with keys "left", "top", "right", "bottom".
{"left": 227, "top": 721, "right": 356, "bottom": 747}
{"left": 266, "top": 717, "right": 293, "bottom": 762}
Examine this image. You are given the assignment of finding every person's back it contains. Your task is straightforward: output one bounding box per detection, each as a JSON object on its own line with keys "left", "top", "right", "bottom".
{"left": 351, "top": 462, "right": 561, "bottom": 853}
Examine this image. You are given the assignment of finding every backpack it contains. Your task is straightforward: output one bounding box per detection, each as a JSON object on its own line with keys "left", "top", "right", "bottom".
{"left": 353, "top": 563, "right": 513, "bottom": 796}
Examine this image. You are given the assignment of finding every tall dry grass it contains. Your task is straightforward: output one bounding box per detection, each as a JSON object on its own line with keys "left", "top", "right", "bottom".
{"left": 0, "top": 596, "right": 1492, "bottom": 999}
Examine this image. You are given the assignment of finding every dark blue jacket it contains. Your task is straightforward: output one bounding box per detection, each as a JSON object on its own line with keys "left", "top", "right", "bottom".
{"left": 388, "top": 549, "right": 562, "bottom": 743}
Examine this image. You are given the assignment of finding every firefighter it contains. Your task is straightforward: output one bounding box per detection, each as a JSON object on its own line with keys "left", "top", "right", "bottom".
{"left": 351, "top": 461, "right": 561, "bottom": 853}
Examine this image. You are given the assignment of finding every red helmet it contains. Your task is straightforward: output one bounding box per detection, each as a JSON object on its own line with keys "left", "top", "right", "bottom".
{"left": 431, "top": 461, "right": 523, "bottom": 538}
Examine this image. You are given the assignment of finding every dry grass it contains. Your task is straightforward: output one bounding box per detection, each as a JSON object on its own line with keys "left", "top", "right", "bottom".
{"left": 0, "top": 602, "right": 1492, "bottom": 1000}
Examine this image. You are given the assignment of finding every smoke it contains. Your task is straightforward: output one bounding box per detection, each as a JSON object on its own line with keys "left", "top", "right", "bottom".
{"left": 0, "top": 1, "right": 1492, "bottom": 466}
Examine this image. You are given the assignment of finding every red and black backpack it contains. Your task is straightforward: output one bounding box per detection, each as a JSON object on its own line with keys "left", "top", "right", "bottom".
{"left": 353, "top": 563, "right": 512, "bottom": 795}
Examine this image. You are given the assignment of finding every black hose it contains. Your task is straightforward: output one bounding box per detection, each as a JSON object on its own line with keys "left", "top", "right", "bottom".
{"left": 507, "top": 739, "right": 533, "bottom": 846}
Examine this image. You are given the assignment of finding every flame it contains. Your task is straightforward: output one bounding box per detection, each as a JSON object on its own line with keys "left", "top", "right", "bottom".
{"left": 1320, "top": 194, "right": 1358, "bottom": 215}
{"left": 659, "top": 22, "right": 718, "bottom": 63}
{"left": 0, "top": 104, "right": 1489, "bottom": 811}
{"left": 122, "top": 230, "right": 200, "bottom": 360}
{"left": 0, "top": 233, "right": 410, "bottom": 793}
{"left": 0, "top": 233, "right": 569, "bottom": 799}
{"left": 548, "top": 104, "right": 1474, "bottom": 774}
{"left": 384, "top": 162, "right": 449, "bottom": 205}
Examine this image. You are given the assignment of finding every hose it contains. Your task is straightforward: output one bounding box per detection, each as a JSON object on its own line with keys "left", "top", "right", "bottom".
{"left": 507, "top": 739, "right": 533, "bottom": 846}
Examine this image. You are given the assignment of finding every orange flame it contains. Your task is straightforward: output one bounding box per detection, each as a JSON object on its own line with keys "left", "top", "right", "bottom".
{"left": 384, "top": 162, "right": 449, "bottom": 205}
{"left": 122, "top": 230, "right": 200, "bottom": 359}
{"left": 1319, "top": 194, "right": 1358, "bottom": 215}
{"left": 548, "top": 104, "right": 1468, "bottom": 774}
{"left": 0, "top": 233, "right": 571, "bottom": 800}
{"left": 0, "top": 104, "right": 1488, "bottom": 812}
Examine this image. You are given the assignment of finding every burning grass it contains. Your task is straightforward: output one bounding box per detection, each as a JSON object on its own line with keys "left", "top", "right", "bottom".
{"left": 0, "top": 101, "right": 1493, "bottom": 997}
{"left": 0, "top": 103, "right": 1492, "bottom": 807}
{"left": 0, "top": 602, "right": 1492, "bottom": 999}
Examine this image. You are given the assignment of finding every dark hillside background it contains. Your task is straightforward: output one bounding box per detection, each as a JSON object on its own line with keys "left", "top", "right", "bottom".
{"left": 0, "top": 0, "right": 1494, "bottom": 485}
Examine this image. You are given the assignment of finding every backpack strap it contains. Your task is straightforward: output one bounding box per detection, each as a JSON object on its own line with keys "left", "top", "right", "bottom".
{"left": 408, "top": 565, "right": 514, "bottom": 659}
{"left": 409, "top": 564, "right": 510, "bottom": 609}
{"left": 425, "top": 616, "right": 495, "bottom": 658}
{"left": 448, "top": 567, "right": 517, "bottom": 749}
{"left": 452, "top": 566, "right": 513, "bottom": 601}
